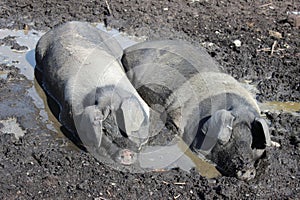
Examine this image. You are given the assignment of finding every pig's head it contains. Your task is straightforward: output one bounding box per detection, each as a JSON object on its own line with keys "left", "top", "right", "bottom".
{"left": 199, "top": 107, "right": 271, "bottom": 180}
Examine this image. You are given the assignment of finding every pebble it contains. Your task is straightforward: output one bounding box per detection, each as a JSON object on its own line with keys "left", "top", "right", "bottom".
{"left": 208, "top": 179, "right": 217, "bottom": 184}
{"left": 233, "top": 39, "right": 242, "bottom": 47}
{"left": 288, "top": 14, "right": 300, "bottom": 28}
{"left": 269, "top": 30, "right": 282, "bottom": 39}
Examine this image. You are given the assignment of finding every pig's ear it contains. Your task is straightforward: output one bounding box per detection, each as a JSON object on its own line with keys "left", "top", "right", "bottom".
{"left": 116, "top": 97, "right": 148, "bottom": 142}
{"left": 251, "top": 118, "right": 271, "bottom": 149}
{"left": 200, "top": 109, "right": 235, "bottom": 153}
{"left": 75, "top": 105, "right": 107, "bottom": 149}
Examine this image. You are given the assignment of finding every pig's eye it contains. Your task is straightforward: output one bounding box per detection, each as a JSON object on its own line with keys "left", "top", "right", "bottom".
{"left": 228, "top": 106, "right": 234, "bottom": 111}
{"left": 95, "top": 100, "right": 98, "bottom": 105}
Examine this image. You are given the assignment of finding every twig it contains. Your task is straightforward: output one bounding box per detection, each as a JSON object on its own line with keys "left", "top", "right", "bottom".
{"left": 105, "top": 0, "right": 112, "bottom": 16}
{"left": 162, "top": 180, "right": 170, "bottom": 185}
{"left": 174, "top": 182, "right": 186, "bottom": 185}
{"left": 152, "top": 168, "right": 167, "bottom": 172}
{"left": 96, "top": 197, "right": 108, "bottom": 200}
{"left": 256, "top": 48, "right": 271, "bottom": 52}
{"left": 259, "top": 3, "right": 273, "bottom": 8}
{"left": 256, "top": 47, "right": 285, "bottom": 52}
{"left": 106, "top": 190, "right": 111, "bottom": 196}
{"left": 271, "top": 40, "right": 278, "bottom": 56}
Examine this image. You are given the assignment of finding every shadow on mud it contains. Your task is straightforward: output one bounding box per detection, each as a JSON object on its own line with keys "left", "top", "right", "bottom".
{"left": 34, "top": 67, "right": 86, "bottom": 151}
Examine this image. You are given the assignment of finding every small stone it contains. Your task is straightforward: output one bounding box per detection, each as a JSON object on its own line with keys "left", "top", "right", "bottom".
{"left": 163, "top": 7, "right": 169, "bottom": 11}
{"left": 294, "top": 15, "right": 300, "bottom": 28}
{"left": 269, "top": 30, "right": 282, "bottom": 39}
{"left": 233, "top": 39, "right": 242, "bottom": 47}
{"left": 283, "top": 43, "right": 290, "bottom": 48}
{"left": 0, "top": 117, "right": 25, "bottom": 139}
{"left": 247, "top": 22, "right": 255, "bottom": 28}
{"left": 208, "top": 179, "right": 217, "bottom": 184}
{"left": 288, "top": 14, "right": 300, "bottom": 28}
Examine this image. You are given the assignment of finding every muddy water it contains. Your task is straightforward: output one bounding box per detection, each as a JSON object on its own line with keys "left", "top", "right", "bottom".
{"left": 139, "top": 137, "right": 221, "bottom": 178}
{"left": 260, "top": 101, "right": 300, "bottom": 114}
{"left": 33, "top": 78, "right": 80, "bottom": 150}
{"left": 2, "top": 23, "right": 295, "bottom": 178}
{"left": 0, "top": 29, "right": 42, "bottom": 79}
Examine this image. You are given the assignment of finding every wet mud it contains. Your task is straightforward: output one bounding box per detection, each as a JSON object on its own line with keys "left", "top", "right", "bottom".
{"left": 0, "top": 0, "right": 299, "bottom": 199}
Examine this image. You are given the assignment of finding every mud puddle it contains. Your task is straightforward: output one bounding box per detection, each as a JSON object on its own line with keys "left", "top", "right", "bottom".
{"left": 139, "top": 137, "right": 221, "bottom": 178}
{"left": 260, "top": 101, "right": 300, "bottom": 115}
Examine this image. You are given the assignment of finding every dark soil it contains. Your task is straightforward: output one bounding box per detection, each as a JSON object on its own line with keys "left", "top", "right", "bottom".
{"left": 0, "top": 0, "right": 299, "bottom": 199}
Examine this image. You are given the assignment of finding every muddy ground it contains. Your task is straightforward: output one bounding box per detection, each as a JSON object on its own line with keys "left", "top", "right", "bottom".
{"left": 0, "top": 0, "right": 299, "bottom": 199}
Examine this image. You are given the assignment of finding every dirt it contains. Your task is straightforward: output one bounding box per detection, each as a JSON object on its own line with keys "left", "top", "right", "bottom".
{"left": 0, "top": 0, "right": 299, "bottom": 199}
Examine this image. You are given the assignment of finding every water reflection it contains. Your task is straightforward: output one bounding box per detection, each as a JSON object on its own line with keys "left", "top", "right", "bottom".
{"left": 26, "top": 49, "right": 36, "bottom": 67}
{"left": 139, "top": 137, "right": 221, "bottom": 178}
